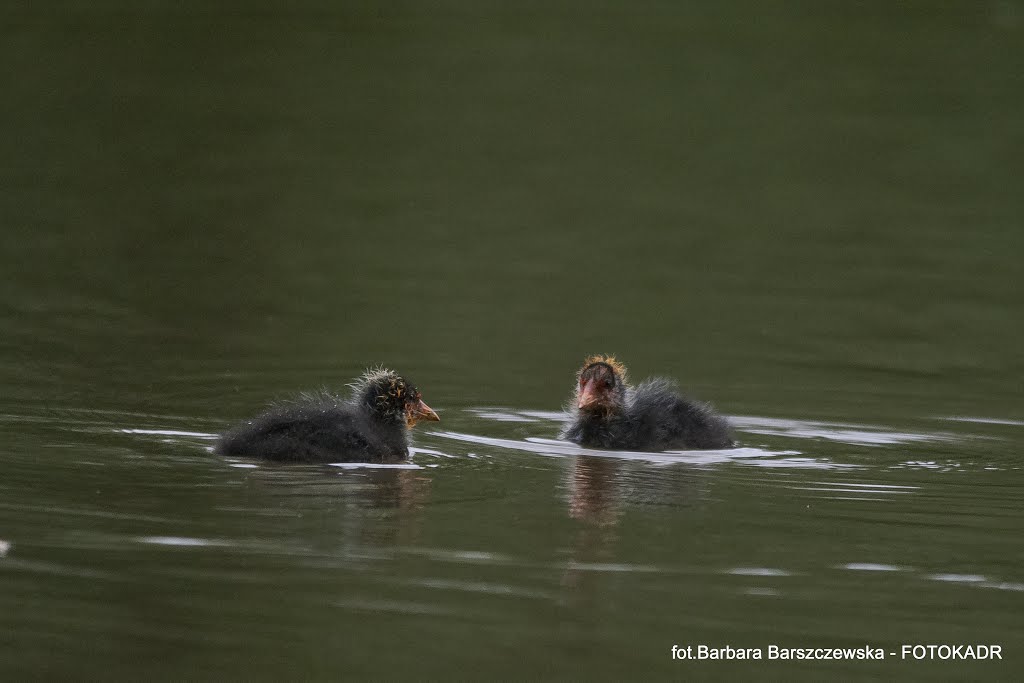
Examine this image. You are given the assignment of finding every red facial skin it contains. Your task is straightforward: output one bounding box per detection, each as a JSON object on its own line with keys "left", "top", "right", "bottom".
{"left": 577, "top": 363, "right": 619, "bottom": 412}
{"left": 404, "top": 396, "right": 440, "bottom": 428}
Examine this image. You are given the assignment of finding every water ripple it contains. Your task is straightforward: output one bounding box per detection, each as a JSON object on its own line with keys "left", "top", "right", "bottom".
{"left": 725, "top": 567, "right": 793, "bottom": 577}
{"left": 730, "top": 416, "right": 958, "bottom": 446}
{"left": 430, "top": 430, "right": 853, "bottom": 470}
{"left": 938, "top": 416, "right": 1024, "bottom": 427}
{"left": 839, "top": 563, "right": 906, "bottom": 572}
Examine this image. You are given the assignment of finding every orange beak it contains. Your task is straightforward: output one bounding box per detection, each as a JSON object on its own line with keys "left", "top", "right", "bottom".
{"left": 577, "top": 380, "right": 602, "bottom": 410}
{"left": 406, "top": 398, "right": 440, "bottom": 428}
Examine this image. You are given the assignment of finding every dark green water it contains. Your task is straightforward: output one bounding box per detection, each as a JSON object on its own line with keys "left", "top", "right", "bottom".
{"left": 2, "top": 2, "right": 1022, "bottom": 680}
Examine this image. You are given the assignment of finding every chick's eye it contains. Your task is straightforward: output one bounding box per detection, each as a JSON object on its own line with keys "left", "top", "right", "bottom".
{"left": 604, "top": 379, "right": 613, "bottom": 388}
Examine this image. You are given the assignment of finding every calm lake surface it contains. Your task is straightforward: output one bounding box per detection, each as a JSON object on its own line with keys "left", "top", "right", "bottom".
{"left": 2, "top": 2, "right": 1022, "bottom": 680}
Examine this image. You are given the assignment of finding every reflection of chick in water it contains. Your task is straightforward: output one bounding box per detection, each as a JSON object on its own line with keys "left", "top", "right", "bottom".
{"left": 567, "top": 456, "right": 623, "bottom": 527}
{"left": 353, "top": 468, "right": 433, "bottom": 547}
{"left": 243, "top": 465, "right": 433, "bottom": 551}
{"left": 561, "top": 457, "right": 706, "bottom": 602}
{"left": 562, "top": 456, "right": 623, "bottom": 596}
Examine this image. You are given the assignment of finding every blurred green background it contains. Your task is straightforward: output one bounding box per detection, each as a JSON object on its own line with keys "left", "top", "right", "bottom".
{"left": 3, "top": 0, "right": 1020, "bottom": 418}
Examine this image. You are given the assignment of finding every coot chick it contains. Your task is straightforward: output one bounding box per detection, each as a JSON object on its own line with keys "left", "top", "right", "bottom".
{"left": 215, "top": 368, "right": 439, "bottom": 463}
{"left": 560, "top": 355, "right": 734, "bottom": 450}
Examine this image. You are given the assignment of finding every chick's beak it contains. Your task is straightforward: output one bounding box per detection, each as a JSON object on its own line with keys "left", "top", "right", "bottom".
{"left": 406, "top": 398, "right": 440, "bottom": 427}
{"left": 577, "top": 380, "right": 602, "bottom": 410}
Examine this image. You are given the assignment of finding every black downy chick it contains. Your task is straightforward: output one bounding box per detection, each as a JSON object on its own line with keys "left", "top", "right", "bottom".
{"left": 215, "top": 368, "right": 439, "bottom": 463}
{"left": 561, "top": 355, "right": 733, "bottom": 451}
